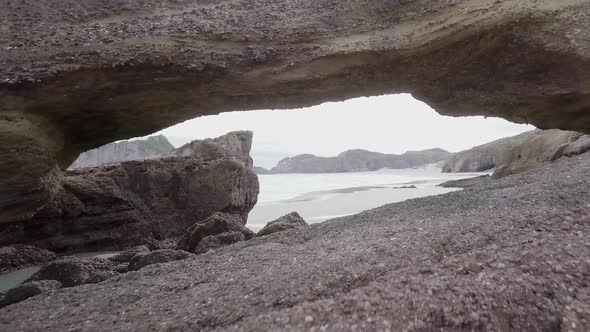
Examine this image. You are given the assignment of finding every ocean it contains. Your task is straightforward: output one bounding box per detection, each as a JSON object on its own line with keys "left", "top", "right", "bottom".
{"left": 247, "top": 165, "right": 487, "bottom": 231}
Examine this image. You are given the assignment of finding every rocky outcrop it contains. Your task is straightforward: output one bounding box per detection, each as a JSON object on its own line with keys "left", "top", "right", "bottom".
{"left": 69, "top": 135, "right": 174, "bottom": 170}
{"left": 194, "top": 232, "right": 248, "bottom": 254}
{"left": 0, "top": 280, "right": 62, "bottom": 309}
{"left": 170, "top": 131, "right": 253, "bottom": 167}
{"left": 257, "top": 212, "right": 308, "bottom": 237}
{"left": 177, "top": 213, "right": 255, "bottom": 253}
{"left": 443, "top": 130, "right": 590, "bottom": 178}
{"left": 442, "top": 131, "right": 538, "bottom": 173}
{"left": 128, "top": 249, "right": 193, "bottom": 271}
{"left": 492, "top": 130, "right": 589, "bottom": 178}
{"left": 3, "top": 151, "right": 590, "bottom": 331}
{"left": 0, "top": 245, "right": 56, "bottom": 273}
{"left": 270, "top": 149, "right": 451, "bottom": 174}
{"left": 27, "top": 257, "right": 117, "bottom": 287}
{"left": 3, "top": 0, "right": 590, "bottom": 223}
{"left": 0, "top": 132, "right": 259, "bottom": 253}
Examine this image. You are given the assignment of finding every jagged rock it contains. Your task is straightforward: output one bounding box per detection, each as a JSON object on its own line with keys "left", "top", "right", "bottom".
{"left": 257, "top": 212, "right": 308, "bottom": 237}
{"left": 177, "top": 213, "right": 255, "bottom": 253}
{"left": 27, "top": 257, "right": 116, "bottom": 287}
{"left": 2, "top": 0, "right": 590, "bottom": 223}
{"left": 270, "top": 149, "right": 451, "bottom": 174}
{"left": 69, "top": 135, "right": 174, "bottom": 170}
{"left": 114, "top": 263, "right": 129, "bottom": 273}
{"left": 128, "top": 249, "right": 193, "bottom": 271}
{"left": 108, "top": 246, "right": 150, "bottom": 264}
{"left": 194, "top": 232, "right": 247, "bottom": 255}
{"left": 0, "top": 280, "right": 62, "bottom": 308}
{"left": 0, "top": 245, "right": 56, "bottom": 273}
{"left": 0, "top": 132, "right": 259, "bottom": 253}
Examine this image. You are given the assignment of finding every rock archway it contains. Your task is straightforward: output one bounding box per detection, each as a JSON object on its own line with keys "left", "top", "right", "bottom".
{"left": 1, "top": 0, "right": 590, "bottom": 222}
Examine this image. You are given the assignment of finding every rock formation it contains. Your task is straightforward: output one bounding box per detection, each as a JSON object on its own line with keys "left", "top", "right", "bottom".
{"left": 0, "top": 132, "right": 259, "bottom": 253}
{"left": 69, "top": 135, "right": 174, "bottom": 169}
{"left": 177, "top": 212, "right": 255, "bottom": 254}
{"left": 2, "top": 152, "right": 590, "bottom": 331}
{"left": 0, "top": 280, "right": 62, "bottom": 309}
{"left": 442, "top": 131, "right": 538, "bottom": 173}
{"left": 128, "top": 249, "right": 193, "bottom": 271}
{"left": 253, "top": 167, "right": 270, "bottom": 175}
{"left": 3, "top": 0, "right": 590, "bottom": 222}
{"left": 27, "top": 257, "right": 117, "bottom": 288}
{"left": 443, "top": 130, "right": 590, "bottom": 178}
{"left": 0, "top": 245, "right": 56, "bottom": 273}
{"left": 270, "top": 148, "right": 451, "bottom": 174}
{"left": 438, "top": 175, "right": 493, "bottom": 189}
{"left": 257, "top": 212, "right": 308, "bottom": 237}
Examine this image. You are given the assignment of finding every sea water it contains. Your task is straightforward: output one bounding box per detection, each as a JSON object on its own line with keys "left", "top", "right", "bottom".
{"left": 247, "top": 165, "right": 488, "bottom": 231}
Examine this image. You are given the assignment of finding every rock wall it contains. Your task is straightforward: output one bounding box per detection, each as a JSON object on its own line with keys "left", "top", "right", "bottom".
{"left": 69, "top": 135, "right": 175, "bottom": 169}
{"left": 0, "top": 132, "right": 259, "bottom": 253}
{"left": 270, "top": 148, "right": 451, "bottom": 174}
{"left": 2, "top": 0, "right": 590, "bottom": 222}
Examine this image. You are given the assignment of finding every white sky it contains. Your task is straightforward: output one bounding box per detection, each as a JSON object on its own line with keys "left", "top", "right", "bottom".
{"left": 156, "top": 94, "right": 535, "bottom": 168}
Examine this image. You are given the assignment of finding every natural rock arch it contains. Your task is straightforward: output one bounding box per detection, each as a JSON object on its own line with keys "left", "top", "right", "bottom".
{"left": 1, "top": 0, "right": 590, "bottom": 222}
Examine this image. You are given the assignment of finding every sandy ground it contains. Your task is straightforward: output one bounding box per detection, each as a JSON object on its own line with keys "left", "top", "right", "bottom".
{"left": 1, "top": 153, "right": 590, "bottom": 331}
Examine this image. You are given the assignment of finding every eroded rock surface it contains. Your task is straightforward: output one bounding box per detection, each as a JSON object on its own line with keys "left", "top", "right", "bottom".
{"left": 0, "top": 280, "right": 61, "bottom": 309}
{"left": 27, "top": 257, "right": 116, "bottom": 287}
{"left": 2, "top": 0, "right": 590, "bottom": 222}
{"left": 0, "top": 245, "right": 56, "bottom": 273}
{"left": 128, "top": 249, "right": 192, "bottom": 271}
{"left": 0, "top": 132, "right": 259, "bottom": 252}
{"left": 177, "top": 212, "right": 255, "bottom": 253}
{"left": 1, "top": 150, "right": 590, "bottom": 331}
{"left": 257, "top": 211, "right": 308, "bottom": 237}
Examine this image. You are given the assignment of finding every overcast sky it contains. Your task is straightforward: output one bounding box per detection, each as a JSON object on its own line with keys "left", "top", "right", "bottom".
{"left": 156, "top": 94, "right": 535, "bottom": 168}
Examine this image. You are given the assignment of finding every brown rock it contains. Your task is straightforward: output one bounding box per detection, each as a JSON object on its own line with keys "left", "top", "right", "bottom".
{"left": 177, "top": 213, "right": 255, "bottom": 253}
{"left": 257, "top": 212, "right": 308, "bottom": 237}
{"left": 194, "top": 232, "right": 247, "bottom": 255}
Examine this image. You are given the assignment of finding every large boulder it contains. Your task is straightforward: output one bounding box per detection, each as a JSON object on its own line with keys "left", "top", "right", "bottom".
{"left": 108, "top": 245, "right": 150, "bottom": 264}
{"left": 27, "top": 257, "right": 116, "bottom": 287}
{"left": 0, "top": 132, "right": 259, "bottom": 253}
{"left": 257, "top": 212, "right": 308, "bottom": 237}
{"left": 128, "top": 249, "right": 193, "bottom": 271}
{"left": 177, "top": 213, "right": 255, "bottom": 253}
{"left": 0, "top": 245, "right": 56, "bottom": 273}
{"left": 194, "top": 232, "right": 248, "bottom": 255}
{"left": 0, "top": 280, "right": 62, "bottom": 308}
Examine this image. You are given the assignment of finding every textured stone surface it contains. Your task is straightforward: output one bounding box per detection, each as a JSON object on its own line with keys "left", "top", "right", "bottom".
{"left": 128, "top": 249, "right": 192, "bottom": 271}
{"left": 0, "top": 245, "right": 56, "bottom": 273}
{"left": 108, "top": 245, "right": 150, "bottom": 264}
{"left": 270, "top": 149, "right": 450, "bottom": 174}
{"left": 177, "top": 212, "right": 255, "bottom": 253}
{"left": 194, "top": 232, "right": 247, "bottom": 255}
{"left": 1, "top": 152, "right": 590, "bottom": 331}
{"left": 0, "top": 280, "right": 62, "bottom": 309}
{"left": 257, "top": 211, "right": 308, "bottom": 237}
{"left": 0, "top": 132, "right": 259, "bottom": 253}
{"left": 2, "top": 0, "right": 590, "bottom": 222}
{"left": 27, "top": 257, "right": 116, "bottom": 287}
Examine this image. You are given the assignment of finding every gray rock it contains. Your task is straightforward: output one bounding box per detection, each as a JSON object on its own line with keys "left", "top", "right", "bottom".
{"left": 0, "top": 245, "right": 56, "bottom": 273}
{"left": 177, "top": 213, "right": 255, "bottom": 253}
{"left": 0, "top": 280, "right": 62, "bottom": 308}
{"left": 194, "top": 232, "right": 247, "bottom": 254}
{"left": 438, "top": 175, "right": 492, "bottom": 189}
{"left": 27, "top": 257, "right": 116, "bottom": 287}
{"left": 257, "top": 212, "right": 308, "bottom": 237}
{"left": 128, "top": 249, "right": 193, "bottom": 271}
{"left": 108, "top": 245, "right": 150, "bottom": 263}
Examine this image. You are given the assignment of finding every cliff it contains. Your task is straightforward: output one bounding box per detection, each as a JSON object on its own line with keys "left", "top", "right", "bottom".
{"left": 270, "top": 148, "right": 451, "bottom": 174}
{"left": 69, "top": 135, "right": 174, "bottom": 169}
